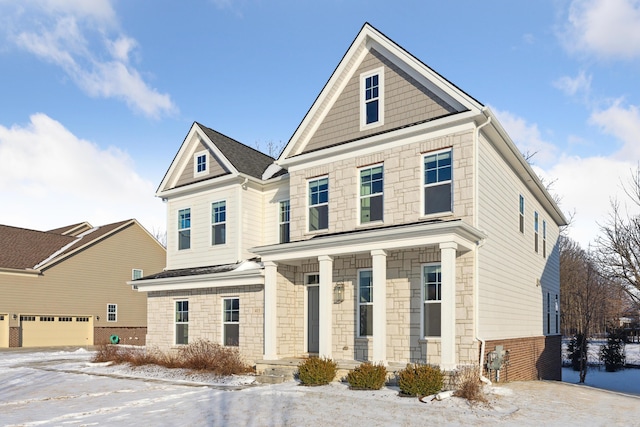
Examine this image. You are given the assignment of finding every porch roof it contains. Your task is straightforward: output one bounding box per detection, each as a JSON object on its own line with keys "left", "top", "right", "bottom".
{"left": 252, "top": 219, "right": 486, "bottom": 263}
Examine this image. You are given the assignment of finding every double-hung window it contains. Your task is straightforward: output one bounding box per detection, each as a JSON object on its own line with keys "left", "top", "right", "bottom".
{"left": 211, "top": 201, "right": 226, "bottom": 245}
{"left": 423, "top": 150, "right": 452, "bottom": 215}
{"left": 519, "top": 195, "right": 525, "bottom": 233}
{"left": 423, "top": 264, "right": 442, "bottom": 337}
{"left": 534, "top": 211, "right": 539, "bottom": 253}
{"left": 107, "top": 304, "right": 117, "bottom": 322}
{"left": 360, "top": 165, "right": 383, "bottom": 224}
{"left": 543, "top": 220, "right": 547, "bottom": 258}
{"left": 358, "top": 270, "right": 373, "bottom": 337}
{"left": 175, "top": 300, "right": 188, "bottom": 345}
{"left": 178, "top": 208, "right": 191, "bottom": 250}
{"left": 223, "top": 298, "right": 239, "bottom": 346}
{"left": 308, "top": 177, "right": 328, "bottom": 231}
{"left": 279, "top": 200, "right": 290, "bottom": 243}
{"left": 361, "top": 68, "right": 384, "bottom": 128}
{"left": 194, "top": 151, "right": 207, "bottom": 175}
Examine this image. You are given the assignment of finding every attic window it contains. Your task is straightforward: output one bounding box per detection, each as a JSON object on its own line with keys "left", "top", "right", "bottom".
{"left": 360, "top": 67, "right": 384, "bottom": 130}
{"left": 194, "top": 151, "right": 208, "bottom": 176}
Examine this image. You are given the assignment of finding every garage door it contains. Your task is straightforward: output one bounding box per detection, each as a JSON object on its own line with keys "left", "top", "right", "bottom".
{"left": 20, "top": 315, "right": 93, "bottom": 347}
{"left": 0, "top": 314, "right": 8, "bottom": 348}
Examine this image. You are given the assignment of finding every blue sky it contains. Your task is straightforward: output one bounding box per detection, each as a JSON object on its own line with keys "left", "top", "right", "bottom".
{"left": 1, "top": 0, "right": 639, "bottom": 248}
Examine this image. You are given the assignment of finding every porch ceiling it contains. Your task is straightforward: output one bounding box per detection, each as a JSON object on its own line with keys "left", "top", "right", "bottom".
{"left": 252, "top": 219, "right": 486, "bottom": 264}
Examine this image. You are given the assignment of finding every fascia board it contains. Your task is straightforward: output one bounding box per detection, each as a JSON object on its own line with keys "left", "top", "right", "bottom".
{"left": 252, "top": 221, "right": 486, "bottom": 262}
{"left": 0, "top": 267, "right": 41, "bottom": 277}
{"left": 280, "top": 112, "right": 477, "bottom": 171}
{"left": 157, "top": 173, "right": 245, "bottom": 199}
{"left": 132, "top": 268, "right": 265, "bottom": 292}
{"left": 157, "top": 124, "right": 199, "bottom": 194}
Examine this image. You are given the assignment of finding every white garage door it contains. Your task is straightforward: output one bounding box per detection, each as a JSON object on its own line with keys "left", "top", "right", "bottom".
{"left": 20, "top": 315, "right": 93, "bottom": 347}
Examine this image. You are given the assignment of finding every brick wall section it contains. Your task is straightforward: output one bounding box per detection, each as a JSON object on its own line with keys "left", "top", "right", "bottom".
{"left": 483, "top": 335, "right": 561, "bottom": 382}
{"left": 94, "top": 327, "right": 147, "bottom": 346}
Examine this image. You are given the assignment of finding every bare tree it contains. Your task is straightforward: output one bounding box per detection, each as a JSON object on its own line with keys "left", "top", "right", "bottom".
{"left": 151, "top": 227, "right": 167, "bottom": 248}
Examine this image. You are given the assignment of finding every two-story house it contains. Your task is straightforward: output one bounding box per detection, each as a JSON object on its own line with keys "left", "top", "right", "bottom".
{"left": 136, "top": 23, "right": 566, "bottom": 381}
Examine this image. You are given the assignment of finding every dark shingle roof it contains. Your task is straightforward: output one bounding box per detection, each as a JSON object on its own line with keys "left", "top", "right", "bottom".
{"left": 196, "top": 122, "right": 277, "bottom": 179}
{"left": 138, "top": 259, "right": 261, "bottom": 280}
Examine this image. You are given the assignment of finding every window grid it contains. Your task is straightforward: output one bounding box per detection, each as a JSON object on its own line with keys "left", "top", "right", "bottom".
{"left": 196, "top": 154, "right": 207, "bottom": 173}
{"left": 279, "top": 200, "right": 290, "bottom": 243}
{"left": 358, "top": 270, "right": 373, "bottom": 337}
{"left": 360, "top": 165, "right": 383, "bottom": 224}
{"left": 223, "top": 298, "right": 240, "bottom": 346}
{"left": 107, "top": 304, "right": 117, "bottom": 322}
{"left": 178, "top": 208, "right": 191, "bottom": 250}
{"left": 534, "top": 211, "right": 539, "bottom": 253}
{"left": 211, "top": 201, "right": 226, "bottom": 245}
{"left": 519, "top": 195, "right": 525, "bottom": 233}
{"left": 423, "top": 150, "right": 452, "bottom": 215}
{"left": 423, "top": 264, "right": 442, "bottom": 337}
{"left": 175, "top": 300, "right": 188, "bottom": 345}
{"left": 132, "top": 269, "right": 143, "bottom": 280}
{"left": 365, "top": 74, "right": 379, "bottom": 124}
{"left": 308, "top": 177, "right": 329, "bottom": 231}
{"left": 543, "top": 220, "right": 547, "bottom": 258}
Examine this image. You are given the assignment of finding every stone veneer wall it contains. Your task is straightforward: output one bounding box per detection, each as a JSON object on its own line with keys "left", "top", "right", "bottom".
{"left": 483, "top": 335, "right": 562, "bottom": 381}
{"left": 146, "top": 285, "right": 264, "bottom": 363}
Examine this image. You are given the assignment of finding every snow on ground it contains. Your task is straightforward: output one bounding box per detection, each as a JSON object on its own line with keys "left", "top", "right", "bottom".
{"left": 1, "top": 346, "right": 639, "bottom": 426}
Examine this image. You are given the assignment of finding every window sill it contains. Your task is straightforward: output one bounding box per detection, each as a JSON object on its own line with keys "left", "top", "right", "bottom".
{"left": 419, "top": 211, "right": 454, "bottom": 221}
{"left": 418, "top": 337, "right": 441, "bottom": 343}
{"left": 355, "top": 336, "right": 372, "bottom": 342}
{"left": 356, "top": 221, "right": 384, "bottom": 229}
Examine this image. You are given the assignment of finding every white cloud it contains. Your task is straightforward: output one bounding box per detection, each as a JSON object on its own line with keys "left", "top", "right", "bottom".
{"left": 563, "top": 0, "right": 640, "bottom": 59}
{"left": 491, "top": 107, "right": 558, "bottom": 167}
{"left": 6, "top": 1, "right": 176, "bottom": 119}
{"left": 589, "top": 99, "right": 640, "bottom": 160}
{"left": 0, "top": 114, "right": 164, "bottom": 233}
{"left": 553, "top": 70, "right": 592, "bottom": 97}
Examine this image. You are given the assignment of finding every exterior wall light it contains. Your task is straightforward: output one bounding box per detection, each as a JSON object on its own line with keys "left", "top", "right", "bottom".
{"left": 333, "top": 282, "right": 344, "bottom": 304}
{"left": 96, "top": 316, "right": 100, "bottom": 321}
{"left": 12, "top": 314, "right": 17, "bottom": 320}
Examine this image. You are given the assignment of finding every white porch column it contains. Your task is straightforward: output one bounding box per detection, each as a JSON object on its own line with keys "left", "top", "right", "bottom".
{"left": 318, "top": 255, "right": 333, "bottom": 359}
{"left": 263, "top": 261, "right": 278, "bottom": 360}
{"left": 440, "top": 242, "right": 458, "bottom": 370}
{"left": 371, "top": 249, "right": 387, "bottom": 364}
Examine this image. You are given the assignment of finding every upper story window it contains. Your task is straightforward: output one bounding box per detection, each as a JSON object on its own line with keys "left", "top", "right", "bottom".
{"left": 194, "top": 151, "right": 207, "bottom": 176}
{"left": 360, "top": 164, "right": 383, "bottom": 224}
{"left": 423, "top": 263, "right": 442, "bottom": 337}
{"left": 211, "top": 201, "right": 226, "bottom": 245}
{"left": 423, "top": 149, "right": 452, "bottom": 215}
{"left": 360, "top": 67, "right": 384, "bottom": 129}
{"left": 519, "top": 195, "right": 525, "bottom": 233}
{"left": 534, "top": 211, "right": 539, "bottom": 253}
{"left": 178, "top": 208, "right": 191, "bottom": 250}
{"left": 132, "top": 269, "right": 143, "bottom": 280}
{"left": 358, "top": 270, "right": 373, "bottom": 337}
{"left": 107, "top": 304, "right": 117, "bottom": 322}
{"left": 543, "top": 220, "right": 547, "bottom": 258}
{"left": 308, "top": 176, "right": 328, "bottom": 232}
{"left": 279, "top": 200, "right": 290, "bottom": 243}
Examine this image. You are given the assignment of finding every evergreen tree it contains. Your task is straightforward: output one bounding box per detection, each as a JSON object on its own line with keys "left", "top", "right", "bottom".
{"left": 600, "top": 329, "right": 626, "bottom": 372}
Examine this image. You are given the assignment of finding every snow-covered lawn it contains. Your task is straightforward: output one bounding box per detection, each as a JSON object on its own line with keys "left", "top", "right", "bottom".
{"left": 1, "top": 347, "right": 639, "bottom": 426}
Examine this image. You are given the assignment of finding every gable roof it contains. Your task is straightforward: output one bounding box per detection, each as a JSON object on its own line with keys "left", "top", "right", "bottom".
{"left": 47, "top": 221, "right": 93, "bottom": 236}
{"left": 0, "top": 219, "right": 147, "bottom": 273}
{"left": 278, "top": 22, "right": 484, "bottom": 162}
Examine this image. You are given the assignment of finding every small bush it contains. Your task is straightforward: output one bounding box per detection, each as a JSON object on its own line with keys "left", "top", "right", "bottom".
{"left": 600, "top": 329, "right": 626, "bottom": 372}
{"left": 297, "top": 357, "right": 337, "bottom": 386}
{"left": 397, "top": 364, "right": 444, "bottom": 397}
{"left": 452, "top": 365, "right": 487, "bottom": 403}
{"left": 346, "top": 362, "right": 387, "bottom": 390}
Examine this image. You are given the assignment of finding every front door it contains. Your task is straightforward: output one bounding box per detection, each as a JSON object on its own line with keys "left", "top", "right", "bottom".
{"left": 307, "top": 285, "right": 319, "bottom": 354}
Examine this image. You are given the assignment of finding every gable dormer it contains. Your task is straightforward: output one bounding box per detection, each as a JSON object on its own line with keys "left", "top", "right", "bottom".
{"left": 279, "top": 23, "right": 483, "bottom": 163}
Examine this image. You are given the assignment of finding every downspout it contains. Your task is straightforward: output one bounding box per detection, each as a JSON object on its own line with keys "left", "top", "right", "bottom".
{"left": 474, "top": 109, "right": 492, "bottom": 385}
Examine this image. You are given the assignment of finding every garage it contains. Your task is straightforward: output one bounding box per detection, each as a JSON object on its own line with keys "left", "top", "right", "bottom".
{"left": 0, "top": 314, "right": 8, "bottom": 347}
{"left": 20, "top": 315, "right": 94, "bottom": 347}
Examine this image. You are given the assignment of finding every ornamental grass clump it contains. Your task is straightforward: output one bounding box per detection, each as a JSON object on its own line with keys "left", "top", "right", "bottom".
{"left": 452, "top": 365, "right": 487, "bottom": 403}
{"left": 397, "top": 363, "right": 444, "bottom": 397}
{"left": 297, "top": 357, "right": 337, "bottom": 386}
{"left": 346, "top": 362, "right": 387, "bottom": 390}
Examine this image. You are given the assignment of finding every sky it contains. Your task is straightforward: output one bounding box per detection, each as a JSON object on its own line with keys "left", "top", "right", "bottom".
{"left": 1, "top": 0, "right": 640, "bottom": 249}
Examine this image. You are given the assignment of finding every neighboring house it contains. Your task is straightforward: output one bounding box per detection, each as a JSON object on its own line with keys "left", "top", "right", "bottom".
{"left": 0, "top": 219, "right": 166, "bottom": 347}
{"left": 136, "top": 23, "right": 567, "bottom": 381}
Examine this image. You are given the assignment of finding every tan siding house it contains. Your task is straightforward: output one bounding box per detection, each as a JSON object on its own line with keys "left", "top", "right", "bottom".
{"left": 138, "top": 23, "right": 566, "bottom": 381}
{"left": 0, "top": 219, "right": 166, "bottom": 347}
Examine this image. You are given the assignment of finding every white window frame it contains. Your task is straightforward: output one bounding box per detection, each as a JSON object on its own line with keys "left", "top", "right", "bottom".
{"left": 422, "top": 148, "right": 453, "bottom": 216}
{"left": 132, "top": 269, "right": 143, "bottom": 280}
{"left": 175, "top": 300, "right": 189, "bottom": 345}
{"left": 107, "top": 304, "right": 117, "bottom": 322}
{"left": 422, "top": 263, "right": 442, "bottom": 338}
{"left": 308, "top": 176, "right": 329, "bottom": 232}
{"left": 519, "top": 195, "right": 525, "bottom": 234}
{"left": 543, "top": 220, "right": 547, "bottom": 258}
{"left": 211, "top": 200, "right": 226, "bottom": 246}
{"left": 555, "top": 294, "right": 559, "bottom": 334}
{"left": 279, "top": 200, "right": 290, "bottom": 243}
{"left": 360, "top": 67, "right": 385, "bottom": 130}
{"left": 194, "top": 150, "right": 208, "bottom": 176}
{"left": 223, "top": 297, "right": 239, "bottom": 347}
{"left": 534, "top": 211, "right": 539, "bottom": 253}
{"left": 359, "top": 163, "right": 384, "bottom": 225}
{"left": 358, "top": 269, "right": 373, "bottom": 337}
{"left": 178, "top": 208, "right": 191, "bottom": 250}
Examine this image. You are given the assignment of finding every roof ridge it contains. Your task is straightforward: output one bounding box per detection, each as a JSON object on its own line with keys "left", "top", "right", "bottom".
{"left": 195, "top": 122, "right": 275, "bottom": 161}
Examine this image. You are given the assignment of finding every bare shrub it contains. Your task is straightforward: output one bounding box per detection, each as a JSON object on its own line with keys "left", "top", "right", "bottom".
{"left": 452, "top": 365, "right": 487, "bottom": 403}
